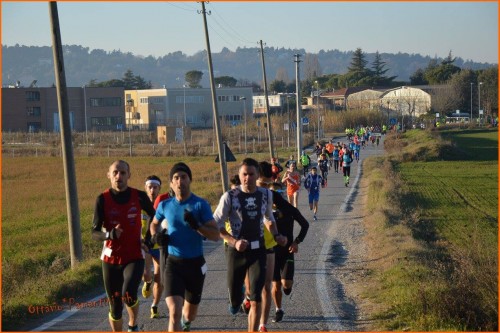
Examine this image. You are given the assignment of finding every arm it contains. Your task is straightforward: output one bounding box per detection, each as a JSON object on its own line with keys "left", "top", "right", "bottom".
{"left": 91, "top": 194, "right": 107, "bottom": 241}
{"left": 220, "top": 228, "right": 248, "bottom": 251}
{"left": 263, "top": 190, "right": 287, "bottom": 246}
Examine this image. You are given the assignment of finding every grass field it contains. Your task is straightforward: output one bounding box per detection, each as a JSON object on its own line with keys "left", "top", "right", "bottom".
{"left": 362, "top": 127, "right": 498, "bottom": 331}
{"left": 1, "top": 151, "right": 276, "bottom": 329}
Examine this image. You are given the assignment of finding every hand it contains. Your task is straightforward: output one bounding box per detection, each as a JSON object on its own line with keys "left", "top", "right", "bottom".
{"left": 235, "top": 239, "right": 248, "bottom": 252}
{"left": 143, "top": 237, "right": 154, "bottom": 250}
{"left": 184, "top": 209, "right": 200, "bottom": 230}
{"left": 289, "top": 242, "right": 299, "bottom": 253}
{"left": 153, "top": 229, "right": 169, "bottom": 246}
{"left": 275, "top": 234, "right": 288, "bottom": 247}
{"left": 111, "top": 224, "right": 123, "bottom": 239}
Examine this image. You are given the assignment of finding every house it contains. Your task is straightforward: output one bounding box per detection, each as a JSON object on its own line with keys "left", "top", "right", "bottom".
{"left": 1, "top": 86, "right": 124, "bottom": 132}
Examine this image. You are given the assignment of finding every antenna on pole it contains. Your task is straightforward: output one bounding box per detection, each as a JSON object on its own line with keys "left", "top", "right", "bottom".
{"left": 48, "top": 2, "right": 83, "bottom": 268}
{"left": 259, "top": 40, "right": 275, "bottom": 160}
{"left": 294, "top": 54, "right": 303, "bottom": 162}
{"left": 199, "top": 1, "right": 229, "bottom": 192}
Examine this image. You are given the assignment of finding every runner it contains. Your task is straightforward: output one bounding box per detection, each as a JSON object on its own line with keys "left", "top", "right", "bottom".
{"left": 284, "top": 155, "right": 296, "bottom": 169}
{"left": 299, "top": 150, "right": 311, "bottom": 176}
{"left": 270, "top": 157, "right": 283, "bottom": 182}
{"left": 149, "top": 162, "right": 220, "bottom": 332}
{"left": 141, "top": 175, "right": 164, "bottom": 319}
{"left": 269, "top": 181, "right": 309, "bottom": 324}
{"left": 213, "top": 158, "right": 287, "bottom": 332}
{"left": 325, "top": 140, "right": 335, "bottom": 168}
{"left": 317, "top": 152, "right": 329, "bottom": 187}
{"left": 92, "top": 160, "right": 156, "bottom": 332}
{"left": 342, "top": 148, "right": 354, "bottom": 187}
{"left": 304, "top": 166, "right": 323, "bottom": 221}
{"left": 332, "top": 145, "right": 340, "bottom": 173}
{"left": 281, "top": 162, "right": 301, "bottom": 208}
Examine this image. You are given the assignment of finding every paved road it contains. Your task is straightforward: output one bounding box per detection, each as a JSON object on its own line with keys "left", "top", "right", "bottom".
{"left": 29, "top": 138, "right": 385, "bottom": 332}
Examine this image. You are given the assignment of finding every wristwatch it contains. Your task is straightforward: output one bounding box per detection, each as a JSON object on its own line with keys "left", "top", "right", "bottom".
{"left": 105, "top": 231, "right": 110, "bottom": 240}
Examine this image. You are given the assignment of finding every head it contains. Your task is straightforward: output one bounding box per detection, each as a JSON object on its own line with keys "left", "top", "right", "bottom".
{"left": 289, "top": 162, "right": 297, "bottom": 171}
{"left": 257, "top": 161, "right": 273, "bottom": 188}
{"left": 230, "top": 174, "right": 241, "bottom": 189}
{"left": 239, "top": 158, "right": 260, "bottom": 193}
{"left": 169, "top": 162, "right": 192, "bottom": 200}
{"left": 271, "top": 157, "right": 277, "bottom": 164}
{"left": 107, "top": 160, "right": 130, "bottom": 192}
{"left": 311, "top": 166, "right": 317, "bottom": 174}
{"left": 289, "top": 154, "right": 294, "bottom": 160}
{"left": 144, "top": 175, "right": 161, "bottom": 202}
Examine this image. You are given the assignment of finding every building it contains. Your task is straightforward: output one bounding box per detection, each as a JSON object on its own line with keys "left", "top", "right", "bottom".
{"left": 126, "top": 87, "right": 254, "bottom": 129}
{"left": 380, "top": 86, "right": 431, "bottom": 117}
{"left": 1, "top": 86, "right": 125, "bottom": 132}
{"left": 252, "top": 93, "right": 294, "bottom": 115}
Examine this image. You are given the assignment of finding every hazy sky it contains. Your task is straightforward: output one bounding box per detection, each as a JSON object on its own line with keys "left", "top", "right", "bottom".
{"left": 2, "top": 1, "right": 498, "bottom": 63}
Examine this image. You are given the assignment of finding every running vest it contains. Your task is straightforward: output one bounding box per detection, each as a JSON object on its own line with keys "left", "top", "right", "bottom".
{"left": 236, "top": 189, "right": 265, "bottom": 247}
{"left": 101, "top": 188, "right": 143, "bottom": 265}
{"left": 301, "top": 155, "right": 310, "bottom": 166}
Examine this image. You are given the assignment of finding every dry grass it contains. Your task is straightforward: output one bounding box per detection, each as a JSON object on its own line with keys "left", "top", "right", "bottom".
{"left": 360, "top": 129, "right": 498, "bottom": 331}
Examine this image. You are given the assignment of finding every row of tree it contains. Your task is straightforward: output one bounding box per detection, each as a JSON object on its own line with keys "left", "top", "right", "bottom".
{"left": 87, "top": 48, "right": 497, "bottom": 117}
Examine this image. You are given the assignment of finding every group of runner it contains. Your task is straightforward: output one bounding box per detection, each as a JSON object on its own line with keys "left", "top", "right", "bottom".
{"left": 93, "top": 158, "right": 310, "bottom": 332}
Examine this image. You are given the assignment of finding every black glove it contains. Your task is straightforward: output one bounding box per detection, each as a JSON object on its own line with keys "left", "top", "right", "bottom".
{"left": 144, "top": 236, "right": 154, "bottom": 250}
{"left": 152, "top": 229, "right": 169, "bottom": 246}
{"left": 184, "top": 209, "right": 200, "bottom": 230}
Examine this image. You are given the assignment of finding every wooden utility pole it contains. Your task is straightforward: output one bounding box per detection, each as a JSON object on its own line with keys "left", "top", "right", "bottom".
{"left": 294, "top": 54, "right": 303, "bottom": 162}
{"left": 259, "top": 40, "right": 275, "bottom": 160}
{"left": 49, "top": 2, "right": 83, "bottom": 268}
{"left": 200, "top": 2, "right": 228, "bottom": 192}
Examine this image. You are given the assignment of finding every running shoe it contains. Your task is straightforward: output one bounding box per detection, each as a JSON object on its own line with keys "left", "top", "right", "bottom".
{"left": 181, "top": 316, "right": 191, "bottom": 332}
{"left": 142, "top": 281, "right": 152, "bottom": 298}
{"left": 259, "top": 325, "right": 268, "bottom": 332}
{"left": 272, "top": 309, "right": 284, "bottom": 323}
{"left": 228, "top": 304, "right": 240, "bottom": 315}
{"left": 150, "top": 306, "right": 159, "bottom": 319}
{"left": 127, "top": 325, "right": 139, "bottom": 332}
{"left": 313, "top": 215, "right": 317, "bottom": 221}
{"left": 241, "top": 297, "right": 251, "bottom": 314}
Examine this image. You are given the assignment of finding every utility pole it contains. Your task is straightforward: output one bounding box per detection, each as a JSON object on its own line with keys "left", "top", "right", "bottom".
{"left": 259, "top": 40, "right": 275, "bottom": 160}
{"left": 200, "top": 2, "right": 228, "bottom": 192}
{"left": 294, "top": 54, "right": 302, "bottom": 162}
{"left": 49, "top": 2, "right": 83, "bottom": 268}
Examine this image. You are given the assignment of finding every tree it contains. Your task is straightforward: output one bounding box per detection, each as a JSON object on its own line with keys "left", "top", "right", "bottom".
{"left": 424, "top": 51, "right": 461, "bottom": 84}
{"left": 275, "top": 67, "right": 290, "bottom": 83}
{"left": 345, "top": 48, "right": 373, "bottom": 87}
{"left": 214, "top": 76, "right": 237, "bottom": 87}
{"left": 185, "top": 70, "right": 203, "bottom": 88}
{"left": 410, "top": 68, "right": 428, "bottom": 85}
{"left": 371, "top": 51, "right": 396, "bottom": 86}
{"left": 269, "top": 80, "right": 287, "bottom": 93}
{"left": 303, "top": 53, "right": 322, "bottom": 81}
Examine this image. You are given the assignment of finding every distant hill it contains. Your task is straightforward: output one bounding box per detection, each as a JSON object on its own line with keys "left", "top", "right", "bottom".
{"left": 2, "top": 44, "right": 495, "bottom": 88}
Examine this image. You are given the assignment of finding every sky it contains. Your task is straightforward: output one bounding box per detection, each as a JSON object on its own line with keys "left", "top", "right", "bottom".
{"left": 1, "top": 1, "right": 498, "bottom": 64}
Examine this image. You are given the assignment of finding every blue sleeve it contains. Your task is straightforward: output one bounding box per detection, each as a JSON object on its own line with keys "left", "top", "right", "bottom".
{"left": 155, "top": 201, "right": 166, "bottom": 221}
{"left": 199, "top": 199, "right": 215, "bottom": 225}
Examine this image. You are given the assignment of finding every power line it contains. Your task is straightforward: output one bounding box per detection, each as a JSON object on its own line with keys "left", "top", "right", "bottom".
{"left": 165, "top": 2, "right": 198, "bottom": 12}
{"left": 210, "top": 4, "right": 254, "bottom": 45}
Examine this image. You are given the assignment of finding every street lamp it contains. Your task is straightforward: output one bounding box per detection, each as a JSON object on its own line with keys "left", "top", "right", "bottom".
{"left": 470, "top": 82, "right": 473, "bottom": 122}
{"left": 240, "top": 96, "right": 247, "bottom": 154}
{"left": 478, "top": 82, "right": 483, "bottom": 125}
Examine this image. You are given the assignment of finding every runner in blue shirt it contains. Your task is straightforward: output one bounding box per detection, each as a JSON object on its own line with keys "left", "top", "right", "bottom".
{"left": 304, "top": 167, "right": 323, "bottom": 221}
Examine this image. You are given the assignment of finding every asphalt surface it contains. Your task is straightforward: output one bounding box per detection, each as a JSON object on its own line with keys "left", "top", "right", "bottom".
{"left": 27, "top": 137, "right": 385, "bottom": 332}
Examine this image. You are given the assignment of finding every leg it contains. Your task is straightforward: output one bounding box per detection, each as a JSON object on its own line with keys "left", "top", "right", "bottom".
{"left": 260, "top": 252, "right": 275, "bottom": 330}
{"left": 122, "top": 259, "right": 145, "bottom": 328}
{"left": 151, "top": 253, "right": 163, "bottom": 317}
{"left": 166, "top": 295, "right": 184, "bottom": 332}
{"left": 102, "top": 262, "right": 124, "bottom": 331}
{"left": 142, "top": 252, "right": 153, "bottom": 298}
{"left": 247, "top": 250, "right": 267, "bottom": 331}
{"left": 293, "top": 191, "right": 299, "bottom": 208}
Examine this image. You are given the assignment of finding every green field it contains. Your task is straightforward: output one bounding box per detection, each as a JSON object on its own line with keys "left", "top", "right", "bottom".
{"left": 363, "top": 127, "right": 498, "bottom": 331}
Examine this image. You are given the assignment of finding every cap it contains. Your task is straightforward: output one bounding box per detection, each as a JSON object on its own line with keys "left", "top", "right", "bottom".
{"left": 169, "top": 162, "right": 192, "bottom": 181}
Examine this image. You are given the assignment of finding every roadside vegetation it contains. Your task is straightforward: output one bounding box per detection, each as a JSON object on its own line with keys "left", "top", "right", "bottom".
{"left": 362, "top": 127, "right": 498, "bottom": 331}
{"left": 2, "top": 109, "right": 492, "bottom": 330}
